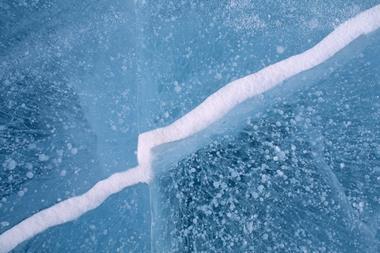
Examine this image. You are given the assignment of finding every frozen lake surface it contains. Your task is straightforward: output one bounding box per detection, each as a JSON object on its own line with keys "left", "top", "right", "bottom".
{"left": 0, "top": 1, "right": 380, "bottom": 252}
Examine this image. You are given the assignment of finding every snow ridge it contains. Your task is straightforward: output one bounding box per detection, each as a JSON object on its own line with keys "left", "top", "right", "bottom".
{"left": 1, "top": 4, "right": 380, "bottom": 252}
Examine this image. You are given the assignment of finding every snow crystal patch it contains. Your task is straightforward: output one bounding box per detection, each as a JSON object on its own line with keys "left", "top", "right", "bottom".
{"left": 60, "top": 170, "right": 67, "bottom": 177}
{"left": 0, "top": 222, "right": 9, "bottom": 228}
{"left": 26, "top": 172, "right": 34, "bottom": 179}
{"left": 38, "top": 154, "right": 49, "bottom": 162}
{"left": 276, "top": 46, "right": 285, "bottom": 54}
{"left": 224, "top": 0, "right": 266, "bottom": 34}
{"left": 2, "top": 159, "right": 17, "bottom": 170}
{"left": 70, "top": 147, "right": 78, "bottom": 155}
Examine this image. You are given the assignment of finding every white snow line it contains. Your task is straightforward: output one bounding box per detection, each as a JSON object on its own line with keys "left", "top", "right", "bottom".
{"left": 1, "top": 4, "right": 380, "bottom": 253}
{"left": 0, "top": 166, "right": 146, "bottom": 253}
{"left": 137, "top": 4, "right": 380, "bottom": 178}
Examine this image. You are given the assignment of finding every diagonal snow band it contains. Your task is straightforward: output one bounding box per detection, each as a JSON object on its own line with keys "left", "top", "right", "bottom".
{"left": 1, "top": 4, "right": 380, "bottom": 253}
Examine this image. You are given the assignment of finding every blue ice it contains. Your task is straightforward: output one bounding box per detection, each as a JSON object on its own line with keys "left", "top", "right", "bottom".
{"left": 0, "top": 1, "right": 379, "bottom": 252}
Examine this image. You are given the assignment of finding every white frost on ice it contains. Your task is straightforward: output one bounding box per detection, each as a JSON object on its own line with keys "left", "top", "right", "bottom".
{"left": 276, "top": 46, "right": 285, "bottom": 54}
{"left": 38, "top": 154, "right": 49, "bottom": 162}
{"left": 26, "top": 172, "right": 34, "bottom": 179}
{"left": 2, "top": 159, "right": 16, "bottom": 171}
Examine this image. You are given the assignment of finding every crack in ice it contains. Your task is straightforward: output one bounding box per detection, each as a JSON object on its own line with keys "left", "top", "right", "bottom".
{"left": 1, "top": 4, "right": 380, "bottom": 252}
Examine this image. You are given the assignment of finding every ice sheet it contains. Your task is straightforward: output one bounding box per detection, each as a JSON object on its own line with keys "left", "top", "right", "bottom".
{"left": 1, "top": 4, "right": 380, "bottom": 252}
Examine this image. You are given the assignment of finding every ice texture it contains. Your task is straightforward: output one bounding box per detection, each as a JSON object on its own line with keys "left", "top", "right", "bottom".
{"left": 151, "top": 40, "right": 380, "bottom": 252}
{"left": 0, "top": 1, "right": 380, "bottom": 252}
